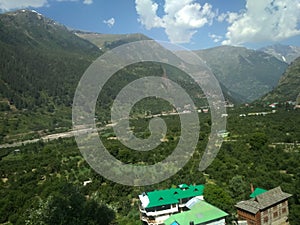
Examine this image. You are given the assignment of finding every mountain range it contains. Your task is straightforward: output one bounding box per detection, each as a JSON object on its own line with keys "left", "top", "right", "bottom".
{"left": 260, "top": 44, "right": 300, "bottom": 64}
{"left": 0, "top": 9, "right": 298, "bottom": 113}
{"left": 195, "top": 46, "right": 288, "bottom": 102}
{"left": 261, "top": 56, "right": 300, "bottom": 103}
{"left": 76, "top": 32, "right": 291, "bottom": 103}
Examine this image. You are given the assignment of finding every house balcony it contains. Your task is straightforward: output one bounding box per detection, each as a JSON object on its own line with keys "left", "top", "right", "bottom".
{"left": 139, "top": 205, "right": 179, "bottom": 217}
{"left": 141, "top": 206, "right": 178, "bottom": 217}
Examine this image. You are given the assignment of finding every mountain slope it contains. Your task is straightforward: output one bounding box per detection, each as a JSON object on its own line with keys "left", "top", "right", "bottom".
{"left": 75, "top": 31, "right": 150, "bottom": 50}
{"left": 77, "top": 33, "right": 247, "bottom": 104}
{"left": 260, "top": 44, "right": 300, "bottom": 64}
{"left": 261, "top": 57, "right": 300, "bottom": 103}
{"left": 195, "top": 46, "right": 288, "bottom": 102}
{"left": 1, "top": 10, "right": 100, "bottom": 55}
{"left": 0, "top": 10, "right": 216, "bottom": 143}
{"left": 0, "top": 9, "right": 101, "bottom": 109}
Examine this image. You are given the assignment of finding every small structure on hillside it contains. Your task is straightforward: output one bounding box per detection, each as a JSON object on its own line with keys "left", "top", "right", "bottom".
{"left": 13, "top": 149, "right": 21, "bottom": 155}
{"left": 217, "top": 130, "right": 230, "bottom": 138}
{"left": 235, "top": 186, "right": 292, "bottom": 225}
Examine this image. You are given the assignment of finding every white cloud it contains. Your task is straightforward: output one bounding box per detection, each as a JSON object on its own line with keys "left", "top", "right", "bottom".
{"left": 0, "top": 0, "right": 48, "bottom": 11}
{"left": 135, "top": 0, "right": 215, "bottom": 43}
{"left": 209, "top": 33, "right": 223, "bottom": 43}
{"left": 103, "top": 17, "right": 115, "bottom": 28}
{"left": 218, "top": 12, "right": 240, "bottom": 23}
{"left": 135, "top": 0, "right": 163, "bottom": 29}
{"left": 217, "top": 13, "right": 227, "bottom": 22}
{"left": 83, "top": 0, "right": 93, "bottom": 5}
{"left": 222, "top": 0, "right": 300, "bottom": 45}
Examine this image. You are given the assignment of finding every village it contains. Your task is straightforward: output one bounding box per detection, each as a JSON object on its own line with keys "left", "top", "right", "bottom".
{"left": 138, "top": 184, "right": 292, "bottom": 225}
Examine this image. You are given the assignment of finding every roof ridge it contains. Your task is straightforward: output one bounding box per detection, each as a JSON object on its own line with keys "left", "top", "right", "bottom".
{"left": 141, "top": 184, "right": 205, "bottom": 208}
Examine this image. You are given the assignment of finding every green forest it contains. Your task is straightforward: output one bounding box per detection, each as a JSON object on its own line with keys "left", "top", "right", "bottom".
{"left": 1, "top": 106, "right": 299, "bottom": 224}
{"left": 0, "top": 60, "right": 211, "bottom": 145}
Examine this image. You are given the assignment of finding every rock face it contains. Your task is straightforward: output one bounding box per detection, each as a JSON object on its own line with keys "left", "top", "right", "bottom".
{"left": 261, "top": 57, "right": 300, "bottom": 103}
{"left": 260, "top": 44, "right": 300, "bottom": 64}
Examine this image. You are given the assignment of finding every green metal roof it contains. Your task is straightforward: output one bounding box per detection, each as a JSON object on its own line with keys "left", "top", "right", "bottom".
{"left": 178, "top": 184, "right": 189, "bottom": 189}
{"left": 250, "top": 187, "right": 267, "bottom": 198}
{"left": 145, "top": 184, "right": 204, "bottom": 208}
{"left": 164, "top": 201, "right": 228, "bottom": 225}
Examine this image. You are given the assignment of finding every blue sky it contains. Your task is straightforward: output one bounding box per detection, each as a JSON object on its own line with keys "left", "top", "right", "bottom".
{"left": 0, "top": 0, "right": 300, "bottom": 50}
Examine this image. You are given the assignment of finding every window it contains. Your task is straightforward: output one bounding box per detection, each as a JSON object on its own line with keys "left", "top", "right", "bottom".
{"left": 263, "top": 216, "right": 268, "bottom": 223}
{"left": 282, "top": 208, "right": 287, "bottom": 214}
{"left": 273, "top": 212, "right": 278, "bottom": 218}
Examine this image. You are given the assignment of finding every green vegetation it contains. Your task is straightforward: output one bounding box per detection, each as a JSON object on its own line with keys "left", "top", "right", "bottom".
{"left": 0, "top": 10, "right": 210, "bottom": 143}
{"left": 0, "top": 58, "right": 210, "bottom": 144}
{"left": 1, "top": 8, "right": 300, "bottom": 225}
{"left": 0, "top": 139, "right": 115, "bottom": 225}
{"left": 1, "top": 108, "right": 299, "bottom": 224}
{"left": 0, "top": 10, "right": 102, "bottom": 143}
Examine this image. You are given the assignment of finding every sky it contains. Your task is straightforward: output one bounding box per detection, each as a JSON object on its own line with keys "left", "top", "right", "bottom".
{"left": 0, "top": 0, "right": 300, "bottom": 50}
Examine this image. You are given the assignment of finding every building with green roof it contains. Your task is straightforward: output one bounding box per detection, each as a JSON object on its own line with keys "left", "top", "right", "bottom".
{"left": 139, "top": 184, "right": 205, "bottom": 225}
{"left": 164, "top": 201, "right": 228, "bottom": 225}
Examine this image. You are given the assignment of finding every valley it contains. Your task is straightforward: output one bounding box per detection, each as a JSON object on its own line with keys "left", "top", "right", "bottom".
{"left": 0, "top": 9, "right": 300, "bottom": 225}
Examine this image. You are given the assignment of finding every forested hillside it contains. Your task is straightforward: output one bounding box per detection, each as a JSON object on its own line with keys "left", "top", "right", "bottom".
{"left": 261, "top": 57, "right": 300, "bottom": 103}
{"left": 0, "top": 10, "right": 104, "bottom": 143}
{"left": 0, "top": 9, "right": 233, "bottom": 144}
{"left": 0, "top": 9, "right": 101, "bottom": 109}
